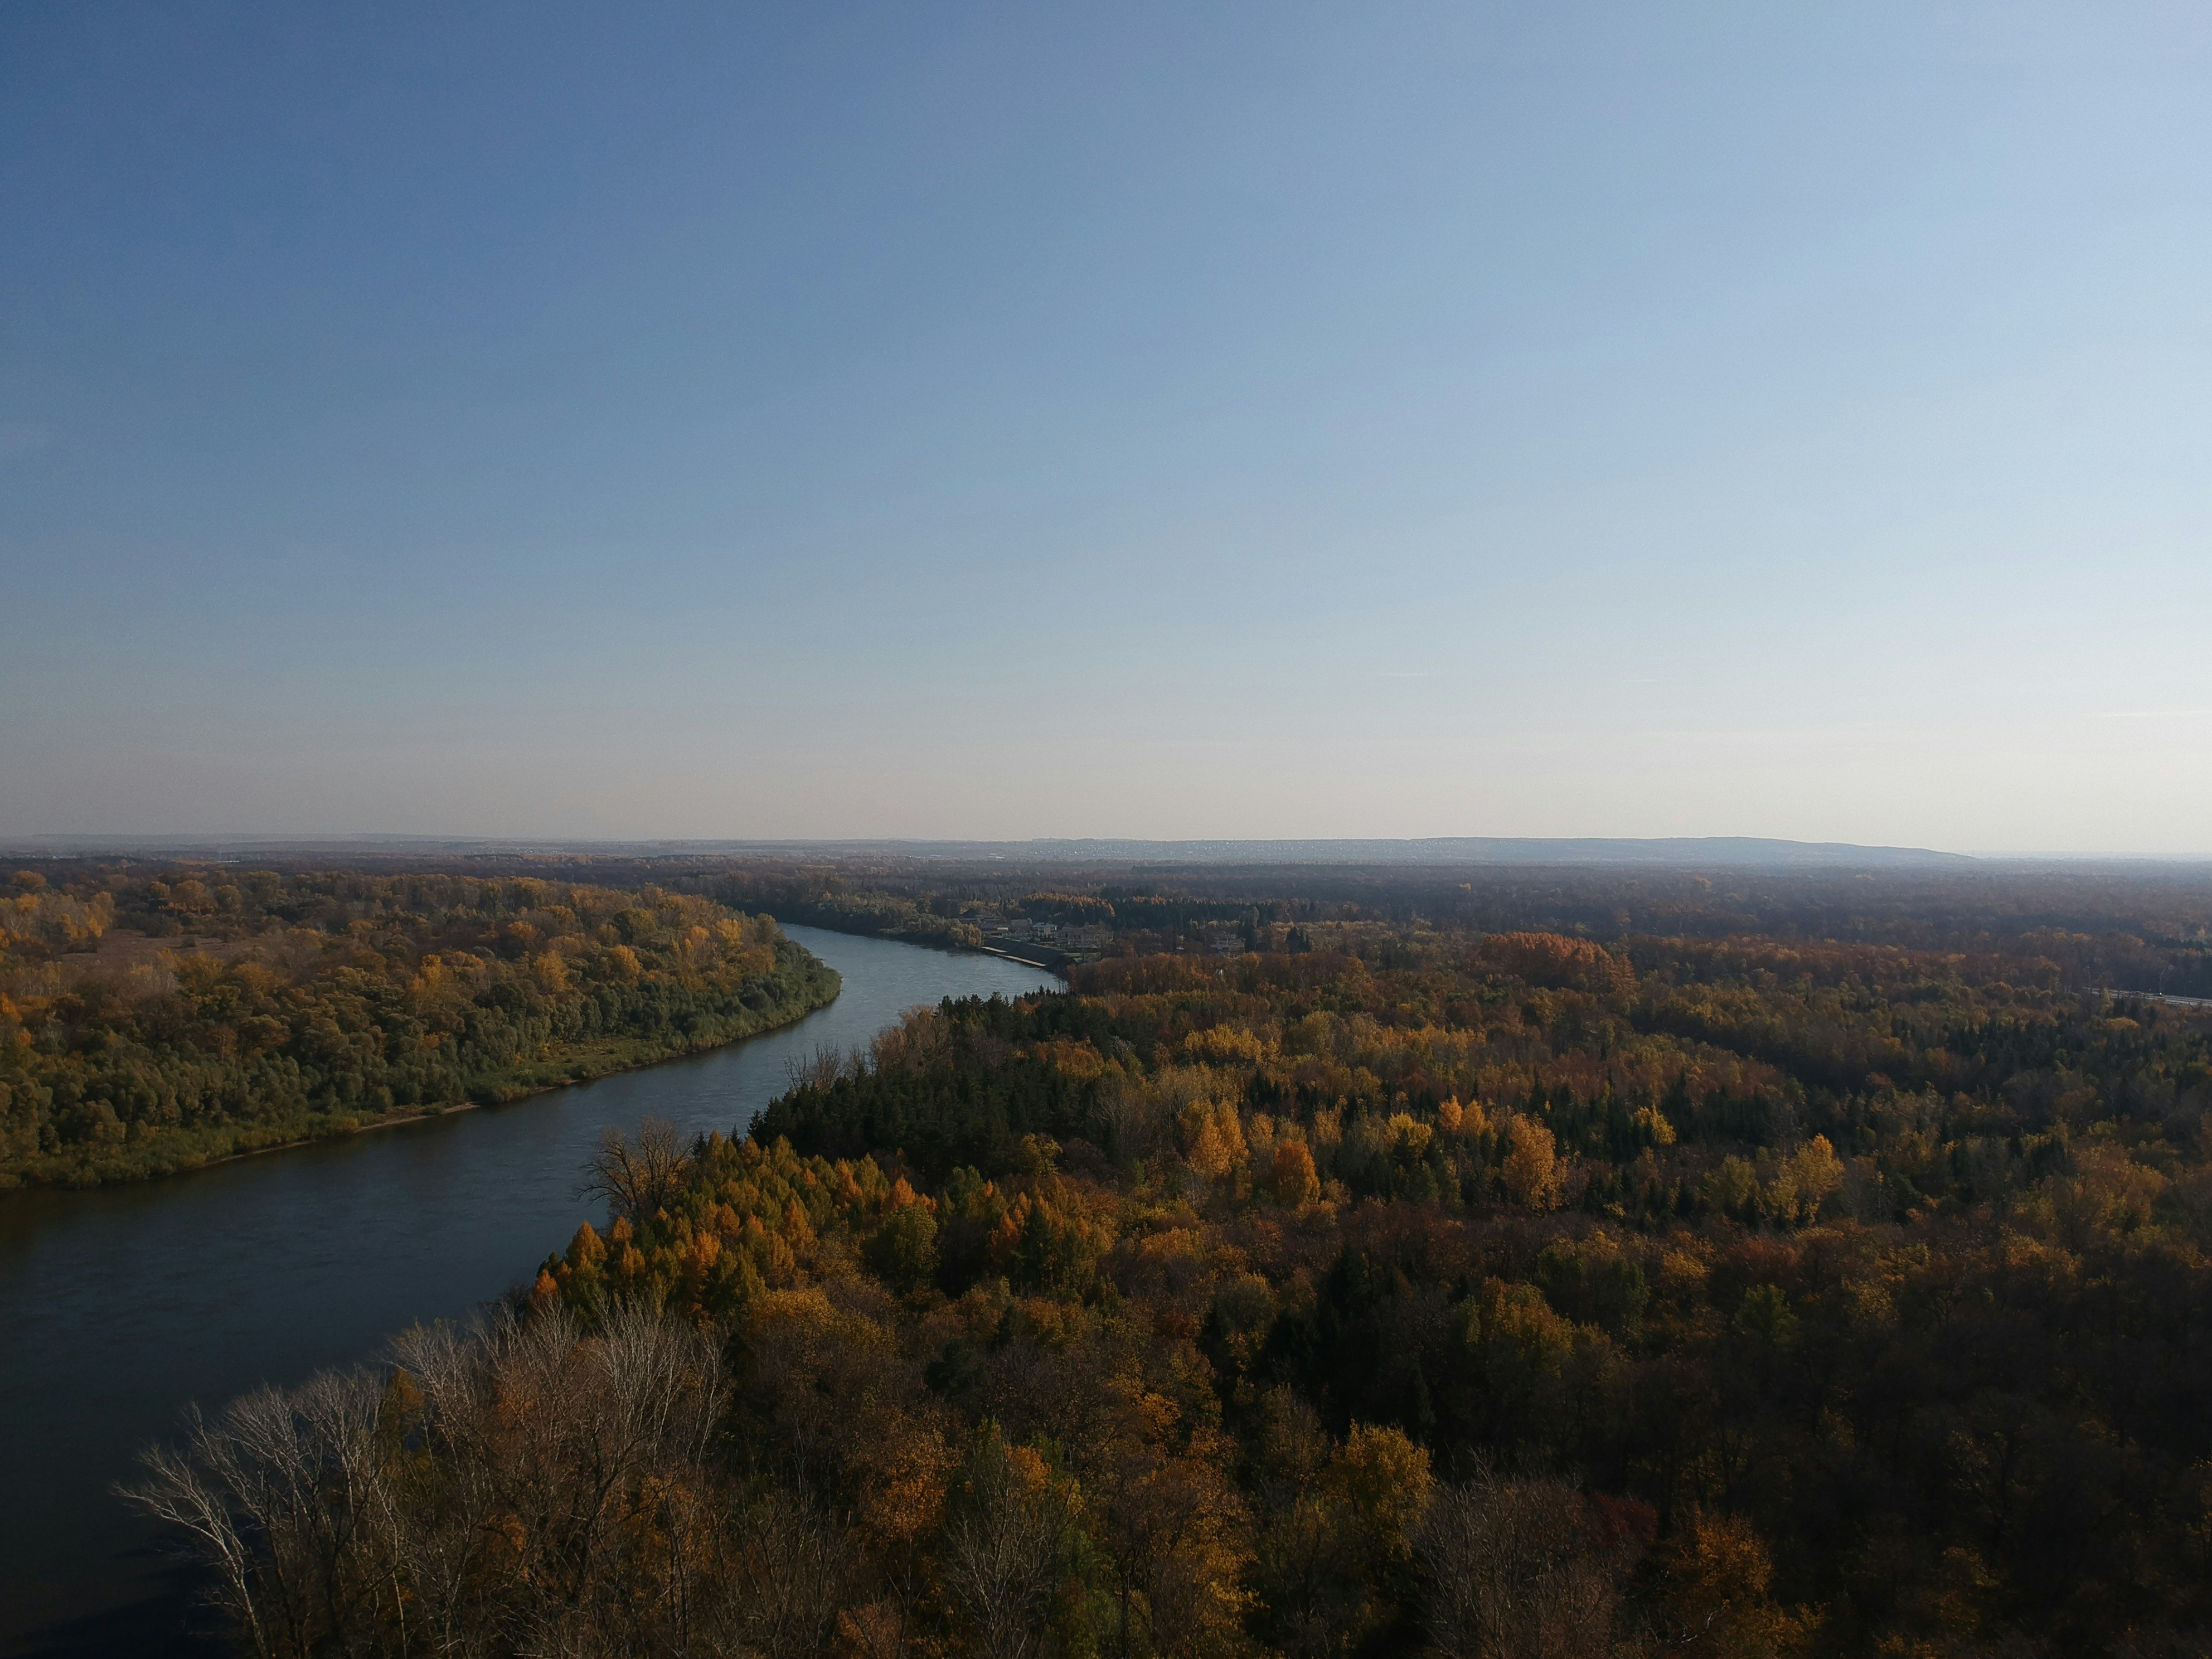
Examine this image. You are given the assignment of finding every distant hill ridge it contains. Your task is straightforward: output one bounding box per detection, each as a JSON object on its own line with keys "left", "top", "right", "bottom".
{"left": 6, "top": 833, "right": 1973, "bottom": 869}
{"left": 984, "top": 836, "right": 1973, "bottom": 868}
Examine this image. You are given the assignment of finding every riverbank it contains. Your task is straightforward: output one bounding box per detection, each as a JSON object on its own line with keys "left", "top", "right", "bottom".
{"left": 753, "top": 907, "right": 1075, "bottom": 974}
{"left": 0, "top": 953, "right": 842, "bottom": 1193}
{"left": 668, "top": 885, "right": 1079, "bottom": 976}
{"left": 0, "top": 926, "right": 1058, "bottom": 1659}
{"left": 967, "top": 939, "right": 1075, "bottom": 973}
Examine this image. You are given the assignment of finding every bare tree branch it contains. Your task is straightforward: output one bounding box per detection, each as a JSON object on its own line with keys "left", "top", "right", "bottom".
{"left": 578, "top": 1115, "right": 690, "bottom": 1221}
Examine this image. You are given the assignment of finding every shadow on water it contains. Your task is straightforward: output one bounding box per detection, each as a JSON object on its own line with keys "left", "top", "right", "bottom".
{"left": 0, "top": 928, "right": 1058, "bottom": 1657}
{"left": 9, "top": 1555, "right": 223, "bottom": 1659}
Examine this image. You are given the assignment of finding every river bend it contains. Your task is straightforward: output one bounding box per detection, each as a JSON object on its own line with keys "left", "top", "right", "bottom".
{"left": 0, "top": 927, "right": 1056, "bottom": 1657}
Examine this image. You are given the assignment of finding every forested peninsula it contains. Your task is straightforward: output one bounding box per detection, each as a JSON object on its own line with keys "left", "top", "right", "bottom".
{"left": 0, "top": 869, "right": 838, "bottom": 1187}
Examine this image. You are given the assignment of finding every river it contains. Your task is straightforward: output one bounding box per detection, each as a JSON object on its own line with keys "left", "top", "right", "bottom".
{"left": 0, "top": 927, "right": 1058, "bottom": 1657}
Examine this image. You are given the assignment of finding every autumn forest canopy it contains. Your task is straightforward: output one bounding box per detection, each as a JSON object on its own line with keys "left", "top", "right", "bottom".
{"left": 96, "top": 851, "right": 2212, "bottom": 1658}
{"left": 0, "top": 866, "right": 838, "bottom": 1185}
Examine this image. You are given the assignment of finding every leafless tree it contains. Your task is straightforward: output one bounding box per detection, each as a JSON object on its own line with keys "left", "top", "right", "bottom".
{"left": 578, "top": 1115, "right": 691, "bottom": 1221}
{"left": 942, "top": 1425, "right": 1074, "bottom": 1659}
{"left": 1417, "top": 1464, "right": 1641, "bottom": 1659}
{"left": 122, "top": 1306, "right": 731, "bottom": 1659}
{"left": 784, "top": 1041, "right": 860, "bottom": 1093}
{"left": 1095, "top": 1074, "right": 1171, "bottom": 1161}
{"left": 718, "top": 1489, "right": 853, "bottom": 1659}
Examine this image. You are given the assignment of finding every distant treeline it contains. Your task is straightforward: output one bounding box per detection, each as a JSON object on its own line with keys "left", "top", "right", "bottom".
{"left": 0, "top": 870, "right": 838, "bottom": 1186}
{"left": 666, "top": 867, "right": 986, "bottom": 953}
{"left": 48, "top": 849, "right": 2201, "bottom": 997}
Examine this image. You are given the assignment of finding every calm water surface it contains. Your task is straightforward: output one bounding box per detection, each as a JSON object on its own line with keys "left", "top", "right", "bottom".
{"left": 0, "top": 928, "right": 1056, "bottom": 1657}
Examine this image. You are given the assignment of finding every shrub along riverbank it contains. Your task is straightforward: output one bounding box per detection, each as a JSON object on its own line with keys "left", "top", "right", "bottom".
{"left": 0, "top": 869, "right": 839, "bottom": 1188}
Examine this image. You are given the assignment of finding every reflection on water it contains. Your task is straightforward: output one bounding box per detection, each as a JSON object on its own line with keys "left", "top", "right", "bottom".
{"left": 0, "top": 928, "right": 1056, "bottom": 1657}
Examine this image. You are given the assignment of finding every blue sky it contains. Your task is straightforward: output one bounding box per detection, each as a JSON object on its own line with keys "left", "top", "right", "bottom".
{"left": 3, "top": 2, "right": 2208, "bottom": 851}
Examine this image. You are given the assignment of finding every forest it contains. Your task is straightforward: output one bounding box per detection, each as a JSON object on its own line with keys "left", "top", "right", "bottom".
{"left": 0, "top": 867, "right": 838, "bottom": 1186}
{"left": 129, "top": 894, "right": 2212, "bottom": 1657}
{"left": 193, "top": 844, "right": 2212, "bottom": 998}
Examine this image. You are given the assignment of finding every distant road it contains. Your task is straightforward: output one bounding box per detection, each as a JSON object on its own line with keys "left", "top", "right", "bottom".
{"left": 2098, "top": 988, "right": 2212, "bottom": 1011}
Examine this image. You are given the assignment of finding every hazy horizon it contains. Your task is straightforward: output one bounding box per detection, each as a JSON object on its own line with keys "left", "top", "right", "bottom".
{"left": 7, "top": 831, "right": 2210, "bottom": 867}
{"left": 6, "top": 4, "right": 2208, "bottom": 853}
